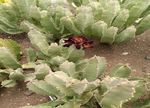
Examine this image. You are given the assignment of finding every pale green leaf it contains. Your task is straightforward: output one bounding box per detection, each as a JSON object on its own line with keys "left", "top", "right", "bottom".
{"left": 28, "top": 29, "right": 49, "bottom": 55}
{"left": 75, "top": 6, "right": 94, "bottom": 36}
{"left": 112, "top": 9, "right": 129, "bottom": 28}
{"left": 9, "top": 68, "right": 24, "bottom": 80}
{"left": 91, "top": 21, "right": 107, "bottom": 39}
{"left": 59, "top": 61, "right": 76, "bottom": 78}
{"left": 62, "top": 45, "right": 85, "bottom": 62}
{"left": 0, "top": 47, "right": 21, "bottom": 69}
{"left": 45, "top": 71, "right": 73, "bottom": 95}
{"left": 82, "top": 56, "right": 106, "bottom": 81}
{"left": 99, "top": 0, "right": 120, "bottom": 26}
{"left": 115, "top": 26, "right": 136, "bottom": 43}
{"left": 35, "top": 64, "right": 51, "bottom": 80}
{"left": 99, "top": 81, "right": 137, "bottom": 108}
{"left": 101, "top": 26, "right": 118, "bottom": 44}
{"left": 125, "top": 0, "right": 150, "bottom": 26}
{"left": 110, "top": 64, "right": 132, "bottom": 78}
{"left": 136, "top": 14, "right": 150, "bottom": 35}
{"left": 26, "top": 48, "right": 36, "bottom": 62}
{"left": 0, "top": 38, "right": 21, "bottom": 60}
{"left": 48, "top": 43, "right": 62, "bottom": 57}
{"left": 27, "top": 80, "right": 59, "bottom": 96}
{"left": 61, "top": 16, "right": 81, "bottom": 35}
{"left": 1, "top": 79, "right": 16, "bottom": 87}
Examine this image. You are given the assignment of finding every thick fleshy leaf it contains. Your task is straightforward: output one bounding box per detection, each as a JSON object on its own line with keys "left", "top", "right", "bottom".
{"left": 131, "top": 80, "right": 148, "bottom": 101}
{"left": 101, "top": 26, "right": 118, "bottom": 44}
{"left": 136, "top": 14, "right": 150, "bottom": 35}
{"left": 61, "top": 16, "right": 81, "bottom": 35}
{"left": 0, "top": 3, "right": 23, "bottom": 34}
{"left": 9, "top": 68, "right": 24, "bottom": 80}
{"left": 28, "top": 29, "right": 49, "bottom": 55}
{"left": 45, "top": 71, "right": 73, "bottom": 95}
{"left": 127, "top": 97, "right": 150, "bottom": 108}
{"left": 0, "top": 47, "right": 21, "bottom": 69}
{"left": 59, "top": 61, "right": 76, "bottom": 78}
{"left": 101, "top": 76, "right": 133, "bottom": 89}
{"left": 26, "top": 48, "right": 36, "bottom": 62}
{"left": 115, "top": 26, "right": 136, "bottom": 43}
{"left": 125, "top": 0, "right": 150, "bottom": 26}
{"left": 27, "top": 80, "right": 59, "bottom": 96}
{"left": 1, "top": 79, "right": 17, "bottom": 87}
{"left": 62, "top": 45, "right": 85, "bottom": 62}
{"left": 37, "top": 0, "right": 51, "bottom": 10}
{"left": 48, "top": 43, "right": 62, "bottom": 57}
{"left": 91, "top": 21, "right": 107, "bottom": 39}
{"left": 98, "top": 78, "right": 137, "bottom": 108}
{"left": 22, "top": 62, "right": 36, "bottom": 70}
{"left": 99, "top": 0, "right": 120, "bottom": 26}
{"left": 99, "top": 82, "right": 136, "bottom": 108}
{"left": 50, "top": 56, "right": 66, "bottom": 66}
{"left": 28, "top": 6, "right": 41, "bottom": 21}
{"left": 70, "top": 79, "right": 100, "bottom": 95}
{"left": 112, "top": 9, "right": 129, "bottom": 28}
{"left": 35, "top": 64, "right": 51, "bottom": 80}
{"left": 20, "top": 20, "right": 41, "bottom": 33}
{"left": 88, "top": 1, "right": 103, "bottom": 21}
{"left": 110, "top": 64, "right": 132, "bottom": 78}
{"left": 11, "top": 0, "right": 37, "bottom": 19}
{"left": 82, "top": 56, "right": 106, "bottom": 81}
{"left": 40, "top": 11, "right": 60, "bottom": 35}
{"left": 75, "top": 6, "right": 94, "bottom": 36}
{"left": 0, "top": 69, "right": 10, "bottom": 82}
{"left": 24, "top": 73, "right": 36, "bottom": 82}
{"left": 0, "top": 38, "right": 21, "bottom": 60}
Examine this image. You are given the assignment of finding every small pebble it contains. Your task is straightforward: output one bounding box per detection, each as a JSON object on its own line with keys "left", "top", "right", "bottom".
{"left": 122, "top": 52, "right": 129, "bottom": 56}
{"left": 27, "top": 103, "right": 30, "bottom": 106}
{"left": 145, "top": 55, "right": 150, "bottom": 60}
{"left": 24, "top": 90, "right": 33, "bottom": 96}
{"left": 40, "top": 99, "right": 43, "bottom": 102}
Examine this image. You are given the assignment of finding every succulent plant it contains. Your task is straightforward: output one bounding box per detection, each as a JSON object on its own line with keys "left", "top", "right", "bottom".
{"left": 0, "top": 1, "right": 149, "bottom": 108}
{"left": 0, "top": 38, "right": 21, "bottom": 69}
{"left": 0, "top": 0, "right": 149, "bottom": 44}
{"left": 0, "top": 38, "right": 24, "bottom": 88}
{"left": 24, "top": 61, "right": 149, "bottom": 108}
{"left": 21, "top": 40, "right": 149, "bottom": 108}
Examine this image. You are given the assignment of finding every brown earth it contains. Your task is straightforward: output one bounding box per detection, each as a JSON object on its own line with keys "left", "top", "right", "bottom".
{"left": 0, "top": 30, "right": 150, "bottom": 108}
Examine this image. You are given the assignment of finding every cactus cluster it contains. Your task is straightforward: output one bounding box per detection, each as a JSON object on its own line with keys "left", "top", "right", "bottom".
{"left": 0, "top": 36, "right": 149, "bottom": 108}
{"left": 0, "top": 0, "right": 149, "bottom": 108}
{"left": 0, "top": 0, "right": 149, "bottom": 44}
{"left": 24, "top": 44, "right": 149, "bottom": 108}
{"left": 20, "top": 34, "right": 149, "bottom": 108}
{"left": 0, "top": 38, "right": 24, "bottom": 87}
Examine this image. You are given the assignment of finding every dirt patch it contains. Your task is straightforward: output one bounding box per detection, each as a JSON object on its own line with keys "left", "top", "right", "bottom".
{"left": 0, "top": 82, "right": 48, "bottom": 108}
{"left": 0, "top": 30, "right": 150, "bottom": 108}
